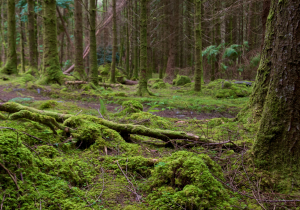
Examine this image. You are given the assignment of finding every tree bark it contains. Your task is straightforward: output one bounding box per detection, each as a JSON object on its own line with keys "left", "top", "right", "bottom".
{"left": 194, "top": 0, "right": 203, "bottom": 92}
{"left": 0, "top": 0, "right": 17, "bottom": 75}
{"left": 27, "top": 0, "right": 38, "bottom": 75}
{"left": 137, "top": 0, "right": 151, "bottom": 96}
{"left": 110, "top": 0, "right": 117, "bottom": 83}
{"left": 74, "top": 0, "right": 86, "bottom": 79}
{"left": 248, "top": 0, "right": 300, "bottom": 168}
{"left": 42, "top": 0, "right": 62, "bottom": 84}
{"left": 89, "top": 0, "right": 98, "bottom": 85}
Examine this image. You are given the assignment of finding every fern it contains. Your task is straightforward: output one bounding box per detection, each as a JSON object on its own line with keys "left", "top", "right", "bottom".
{"left": 99, "top": 98, "right": 107, "bottom": 116}
{"left": 202, "top": 43, "right": 225, "bottom": 63}
{"left": 223, "top": 44, "right": 242, "bottom": 60}
{"left": 250, "top": 54, "right": 261, "bottom": 67}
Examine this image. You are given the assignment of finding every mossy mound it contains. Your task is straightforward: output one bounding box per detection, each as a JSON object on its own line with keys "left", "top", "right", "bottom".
{"left": 40, "top": 100, "right": 58, "bottom": 109}
{"left": 126, "top": 112, "right": 172, "bottom": 129}
{"left": 152, "top": 82, "right": 167, "bottom": 89}
{"left": 148, "top": 78, "right": 163, "bottom": 86}
{"left": 203, "top": 79, "right": 252, "bottom": 99}
{"left": 119, "top": 100, "right": 143, "bottom": 115}
{"left": 146, "top": 151, "right": 237, "bottom": 209}
{"left": 172, "top": 75, "right": 191, "bottom": 86}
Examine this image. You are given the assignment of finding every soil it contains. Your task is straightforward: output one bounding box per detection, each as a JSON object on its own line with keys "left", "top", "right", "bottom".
{"left": 0, "top": 85, "right": 236, "bottom": 120}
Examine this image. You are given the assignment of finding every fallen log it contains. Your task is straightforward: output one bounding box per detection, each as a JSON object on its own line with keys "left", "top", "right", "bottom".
{"left": 0, "top": 102, "right": 201, "bottom": 143}
{"left": 65, "top": 81, "right": 88, "bottom": 85}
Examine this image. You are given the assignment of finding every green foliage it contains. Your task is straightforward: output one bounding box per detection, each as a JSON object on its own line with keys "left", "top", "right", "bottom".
{"left": 152, "top": 82, "right": 167, "bottom": 89}
{"left": 172, "top": 75, "right": 191, "bottom": 86}
{"left": 250, "top": 54, "right": 261, "bottom": 67}
{"left": 126, "top": 112, "right": 172, "bottom": 129}
{"left": 99, "top": 98, "right": 107, "bottom": 116}
{"left": 146, "top": 151, "right": 236, "bottom": 209}
{"left": 202, "top": 43, "right": 224, "bottom": 63}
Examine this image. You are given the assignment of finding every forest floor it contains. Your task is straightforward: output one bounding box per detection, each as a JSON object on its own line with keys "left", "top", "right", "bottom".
{"left": 0, "top": 73, "right": 299, "bottom": 209}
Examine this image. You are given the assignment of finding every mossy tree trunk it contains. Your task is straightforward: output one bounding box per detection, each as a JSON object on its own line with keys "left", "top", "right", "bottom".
{"left": 27, "top": 0, "right": 38, "bottom": 75}
{"left": 247, "top": 0, "right": 300, "bottom": 169}
{"left": 194, "top": 0, "right": 203, "bottom": 92}
{"left": 133, "top": 0, "right": 139, "bottom": 80}
{"left": 110, "top": 0, "right": 117, "bottom": 83}
{"left": 74, "top": 0, "right": 86, "bottom": 79}
{"left": 42, "top": 0, "right": 62, "bottom": 84}
{"left": 125, "top": 4, "right": 130, "bottom": 77}
{"left": 89, "top": 0, "right": 98, "bottom": 85}
{"left": 20, "top": 11, "right": 25, "bottom": 73}
{"left": 137, "top": 0, "right": 151, "bottom": 96}
{"left": 0, "top": 0, "right": 17, "bottom": 75}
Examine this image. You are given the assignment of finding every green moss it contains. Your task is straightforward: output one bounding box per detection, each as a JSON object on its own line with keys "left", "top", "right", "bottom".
{"left": 152, "top": 82, "right": 167, "bottom": 89}
{"left": 36, "top": 145, "right": 58, "bottom": 158}
{"left": 172, "top": 75, "right": 191, "bottom": 86}
{"left": 146, "top": 151, "right": 238, "bottom": 209}
{"left": 119, "top": 100, "right": 143, "bottom": 115}
{"left": 40, "top": 100, "right": 58, "bottom": 109}
{"left": 126, "top": 112, "right": 172, "bottom": 129}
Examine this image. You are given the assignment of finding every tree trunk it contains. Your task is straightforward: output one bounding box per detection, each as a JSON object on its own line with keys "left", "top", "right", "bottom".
{"left": 27, "top": 0, "right": 38, "bottom": 75}
{"left": 194, "top": 0, "right": 203, "bottom": 92}
{"left": 248, "top": 0, "right": 300, "bottom": 168}
{"left": 89, "top": 0, "right": 98, "bottom": 85}
{"left": 42, "top": 0, "right": 62, "bottom": 84}
{"left": 261, "top": 0, "right": 271, "bottom": 50}
{"left": 74, "top": 0, "right": 86, "bottom": 79}
{"left": 20, "top": 12, "right": 25, "bottom": 73}
{"left": 137, "top": 0, "right": 151, "bottom": 96}
{"left": 110, "top": 0, "right": 117, "bottom": 83}
{"left": 0, "top": 0, "right": 17, "bottom": 75}
{"left": 133, "top": 0, "right": 139, "bottom": 80}
{"left": 165, "top": 0, "right": 176, "bottom": 77}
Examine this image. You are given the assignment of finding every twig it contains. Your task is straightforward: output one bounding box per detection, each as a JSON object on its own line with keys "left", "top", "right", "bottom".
{"left": 116, "top": 160, "right": 142, "bottom": 202}
{"left": 0, "top": 162, "right": 19, "bottom": 191}
{"left": 0, "top": 191, "right": 6, "bottom": 210}
{"left": 75, "top": 110, "right": 82, "bottom": 116}
{"left": 97, "top": 109, "right": 104, "bottom": 119}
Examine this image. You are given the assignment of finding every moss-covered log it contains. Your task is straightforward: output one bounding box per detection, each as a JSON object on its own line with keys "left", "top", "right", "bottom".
{"left": 9, "top": 110, "right": 68, "bottom": 134}
{"left": 0, "top": 102, "right": 200, "bottom": 143}
{"left": 0, "top": 102, "right": 73, "bottom": 122}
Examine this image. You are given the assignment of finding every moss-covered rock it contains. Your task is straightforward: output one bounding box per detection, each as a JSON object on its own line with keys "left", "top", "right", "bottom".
{"left": 40, "top": 100, "right": 58, "bottom": 109}
{"left": 119, "top": 100, "right": 143, "bottom": 115}
{"left": 172, "top": 75, "right": 191, "bottom": 86}
{"left": 146, "top": 151, "right": 237, "bottom": 209}
{"left": 148, "top": 78, "right": 163, "bottom": 87}
{"left": 152, "top": 82, "right": 167, "bottom": 89}
{"left": 126, "top": 112, "right": 172, "bottom": 129}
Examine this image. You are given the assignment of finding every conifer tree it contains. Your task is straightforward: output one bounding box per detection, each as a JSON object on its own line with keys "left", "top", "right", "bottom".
{"left": 0, "top": 0, "right": 17, "bottom": 75}
{"left": 194, "top": 0, "right": 203, "bottom": 92}
{"left": 27, "top": 0, "right": 38, "bottom": 75}
{"left": 89, "top": 0, "right": 98, "bottom": 85}
{"left": 110, "top": 0, "right": 117, "bottom": 83}
{"left": 43, "top": 0, "right": 62, "bottom": 84}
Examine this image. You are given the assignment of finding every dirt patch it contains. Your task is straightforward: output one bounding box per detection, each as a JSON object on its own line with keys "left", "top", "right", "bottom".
{"left": 0, "top": 85, "right": 50, "bottom": 102}
{"left": 151, "top": 109, "right": 235, "bottom": 120}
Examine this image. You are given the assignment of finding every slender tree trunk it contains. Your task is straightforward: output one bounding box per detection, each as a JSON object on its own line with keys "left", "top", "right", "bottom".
{"left": 165, "top": 0, "right": 176, "bottom": 77}
{"left": 261, "top": 0, "right": 271, "bottom": 50}
{"left": 74, "top": 0, "right": 86, "bottom": 79}
{"left": 20, "top": 12, "right": 25, "bottom": 73}
{"left": 133, "top": 0, "right": 139, "bottom": 79}
{"left": 194, "top": 0, "right": 203, "bottom": 92}
{"left": 84, "top": 0, "right": 89, "bottom": 75}
{"left": 0, "top": 0, "right": 17, "bottom": 75}
{"left": 42, "top": 0, "right": 62, "bottom": 84}
{"left": 27, "top": 0, "right": 38, "bottom": 75}
{"left": 110, "top": 0, "right": 117, "bottom": 83}
{"left": 137, "top": 0, "right": 151, "bottom": 96}
{"left": 0, "top": 0, "right": 2, "bottom": 66}
{"left": 251, "top": 0, "right": 300, "bottom": 169}
{"left": 89, "top": 0, "right": 98, "bottom": 85}
{"left": 60, "top": 32, "right": 65, "bottom": 67}
{"left": 125, "top": 4, "right": 130, "bottom": 76}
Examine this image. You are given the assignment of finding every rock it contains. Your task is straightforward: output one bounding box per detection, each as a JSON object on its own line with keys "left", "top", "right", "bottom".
{"left": 234, "top": 81, "right": 252, "bottom": 86}
{"left": 172, "top": 75, "right": 191, "bottom": 86}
